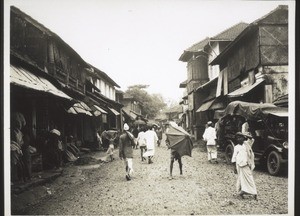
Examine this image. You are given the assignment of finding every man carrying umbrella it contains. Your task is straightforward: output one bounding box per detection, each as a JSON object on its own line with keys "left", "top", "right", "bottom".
{"left": 166, "top": 122, "right": 193, "bottom": 180}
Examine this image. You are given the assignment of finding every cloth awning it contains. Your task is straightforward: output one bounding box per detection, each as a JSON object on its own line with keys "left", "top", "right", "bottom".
{"left": 122, "top": 109, "right": 135, "bottom": 121}
{"left": 10, "top": 65, "right": 71, "bottom": 100}
{"left": 227, "top": 78, "right": 265, "bottom": 97}
{"left": 92, "top": 105, "right": 108, "bottom": 116}
{"left": 196, "top": 99, "right": 215, "bottom": 112}
{"left": 68, "top": 102, "right": 93, "bottom": 116}
{"left": 196, "top": 97, "right": 225, "bottom": 112}
{"left": 108, "top": 107, "right": 120, "bottom": 115}
{"left": 129, "top": 111, "right": 138, "bottom": 119}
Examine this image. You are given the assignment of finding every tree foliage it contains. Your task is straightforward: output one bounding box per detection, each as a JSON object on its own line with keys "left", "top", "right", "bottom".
{"left": 125, "top": 85, "right": 167, "bottom": 119}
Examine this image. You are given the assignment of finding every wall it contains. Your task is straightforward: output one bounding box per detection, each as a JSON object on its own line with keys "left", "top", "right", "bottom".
{"left": 207, "top": 42, "right": 220, "bottom": 80}
{"left": 225, "top": 30, "right": 260, "bottom": 93}
{"left": 187, "top": 55, "right": 209, "bottom": 82}
{"left": 259, "top": 25, "right": 288, "bottom": 65}
{"left": 261, "top": 65, "right": 288, "bottom": 102}
{"left": 11, "top": 10, "right": 88, "bottom": 94}
{"left": 10, "top": 14, "right": 47, "bottom": 69}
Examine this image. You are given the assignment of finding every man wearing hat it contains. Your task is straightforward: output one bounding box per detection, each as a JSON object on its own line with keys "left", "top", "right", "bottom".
{"left": 119, "top": 123, "right": 135, "bottom": 181}
{"left": 202, "top": 121, "right": 218, "bottom": 163}
{"left": 231, "top": 132, "right": 257, "bottom": 200}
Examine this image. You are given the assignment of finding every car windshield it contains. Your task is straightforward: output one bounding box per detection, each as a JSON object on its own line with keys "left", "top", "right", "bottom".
{"left": 264, "top": 117, "right": 288, "bottom": 140}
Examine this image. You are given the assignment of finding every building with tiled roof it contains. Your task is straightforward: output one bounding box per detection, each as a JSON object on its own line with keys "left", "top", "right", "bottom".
{"left": 178, "top": 21, "right": 248, "bottom": 140}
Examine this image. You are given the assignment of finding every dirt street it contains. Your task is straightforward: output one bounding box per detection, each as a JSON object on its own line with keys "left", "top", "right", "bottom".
{"left": 14, "top": 134, "right": 288, "bottom": 215}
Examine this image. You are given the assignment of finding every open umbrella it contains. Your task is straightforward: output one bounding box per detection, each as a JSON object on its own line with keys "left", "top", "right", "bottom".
{"left": 166, "top": 122, "right": 193, "bottom": 157}
{"left": 101, "top": 130, "right": 118, "bottom": 141}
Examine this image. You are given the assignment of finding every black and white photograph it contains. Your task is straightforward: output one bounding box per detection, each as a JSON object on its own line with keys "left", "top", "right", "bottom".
{"left": 3, "top": 0, "right": 295, "bottom": 215}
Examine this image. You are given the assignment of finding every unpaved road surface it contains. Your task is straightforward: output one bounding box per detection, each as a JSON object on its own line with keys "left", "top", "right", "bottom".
{"left": 13, "top": 135, "right": 288, "bottom": 215}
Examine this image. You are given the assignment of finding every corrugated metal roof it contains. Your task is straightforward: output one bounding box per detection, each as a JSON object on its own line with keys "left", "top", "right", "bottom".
{"left": 11, "top": 65, "right": 71, "bottom": 100}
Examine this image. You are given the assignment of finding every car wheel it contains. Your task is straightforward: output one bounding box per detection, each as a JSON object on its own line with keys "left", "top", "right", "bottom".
{"left": 225, "top": 143, "right": 234, "bottom": 164}
{"left": 267, "top": 151, "right": 282, "bottom": 176}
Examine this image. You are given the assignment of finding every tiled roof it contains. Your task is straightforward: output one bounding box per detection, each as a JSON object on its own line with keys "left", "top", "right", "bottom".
{"left": 185, "top": 37, "right": 210, "bottom": 52}
{"left": 179, "top": 80, "right": 188, "bottom": 88}
{"left": 211, "top": 22, "right": 248, "bottom": 41}
{"left": 179, "top": 22, "right": 248, "bottom": 62}
{"left": 210, "top": 5, "right": 288, "bottom": 66}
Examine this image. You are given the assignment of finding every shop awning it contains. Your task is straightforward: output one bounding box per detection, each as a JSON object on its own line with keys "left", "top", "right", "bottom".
{"left": 196, "top": 97, "right": 225, "bottom": 112}
{"left": 68, "top": 102, "right": 93, "bottom": 116}
{"left": 11, "top": 65, "right": 71, "bottom": 100}
{"left": 108, "top": 107, "right": 120, "bottom": 115}
{"left": 90, "top": 104, "right": 108, "bottom": 116}
{"left": 122, "top": 109, "right": 135, "bottom": 121}
{"left": 129, "top": 111, "right": 138, "bottom": 119}
{"left": 93, "top": 105, "right": 108, "bottom": 115}
{"left": 196, "top": 100, "right": 215, "bottom": 112}
{"left": 227, "top": 78, "right": 265, "bottom": 97}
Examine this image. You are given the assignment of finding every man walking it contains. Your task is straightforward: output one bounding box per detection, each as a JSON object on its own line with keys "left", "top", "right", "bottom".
{"left": 169, "top": 148, "right": 183, "bottom": 180}
{"left": 143, "top": 125, "right": 158, "bottom": 164}
{"left": 202, "top": 121, "right": 218, "bottom": 163}
{"left": 119, "top": 123, "right": 135, "bottom": 181}
{"left": 137, "top": 126, "right": 147, "bottom": 161}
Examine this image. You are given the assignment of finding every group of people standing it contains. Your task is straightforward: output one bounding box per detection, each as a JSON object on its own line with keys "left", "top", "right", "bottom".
{"left": 202, "top": 120, "right": 257, "bottom": 200}
{"left": 11, "top": 112, "right": 65, "bottom": 184}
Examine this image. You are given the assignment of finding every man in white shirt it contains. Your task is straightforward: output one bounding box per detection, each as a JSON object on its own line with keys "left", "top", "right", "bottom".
{"left": 137, "top": 126, "right": 147, "bottom": 161}
{"left": 202, "top": 121, "right": 218, "bottom": 163}
{"left": 143, "top": 125, "right": 158, "bottom": 164}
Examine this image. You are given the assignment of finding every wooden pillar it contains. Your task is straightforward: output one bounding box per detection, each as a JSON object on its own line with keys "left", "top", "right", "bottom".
{"left": 265, "top": 85, "right": 273, "bottom": 103}
{"left": 249, "top": 70, "right": 255, "bottom": 85}
{"left": 223, "top": 68, "right": 228, "bottom": 95}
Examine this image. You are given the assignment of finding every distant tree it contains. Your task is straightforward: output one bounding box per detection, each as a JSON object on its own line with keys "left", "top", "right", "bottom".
{"left": 125, "top": 85, "right": 167, "bottom": 119}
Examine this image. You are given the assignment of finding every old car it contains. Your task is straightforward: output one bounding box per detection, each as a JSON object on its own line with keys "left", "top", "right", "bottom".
{"left": 216, "top": 101, "right": 288, "bottom": 176}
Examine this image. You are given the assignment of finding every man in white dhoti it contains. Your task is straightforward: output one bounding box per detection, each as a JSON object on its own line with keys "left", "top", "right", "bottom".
{"left": 232, "top": 132, "right": 257, "bottom": 200}
{"left": 143, "top": 125, "right": 158, "bottom": 164}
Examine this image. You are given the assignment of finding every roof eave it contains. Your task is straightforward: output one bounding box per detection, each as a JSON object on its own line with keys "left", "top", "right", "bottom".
{"left": 210, "top": 24, "right": 257, "bottom": 66}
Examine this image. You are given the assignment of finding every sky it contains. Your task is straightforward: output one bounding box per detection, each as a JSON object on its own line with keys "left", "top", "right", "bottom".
{"left": 4, "top": 0, "right": 293, "bottom": 104}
